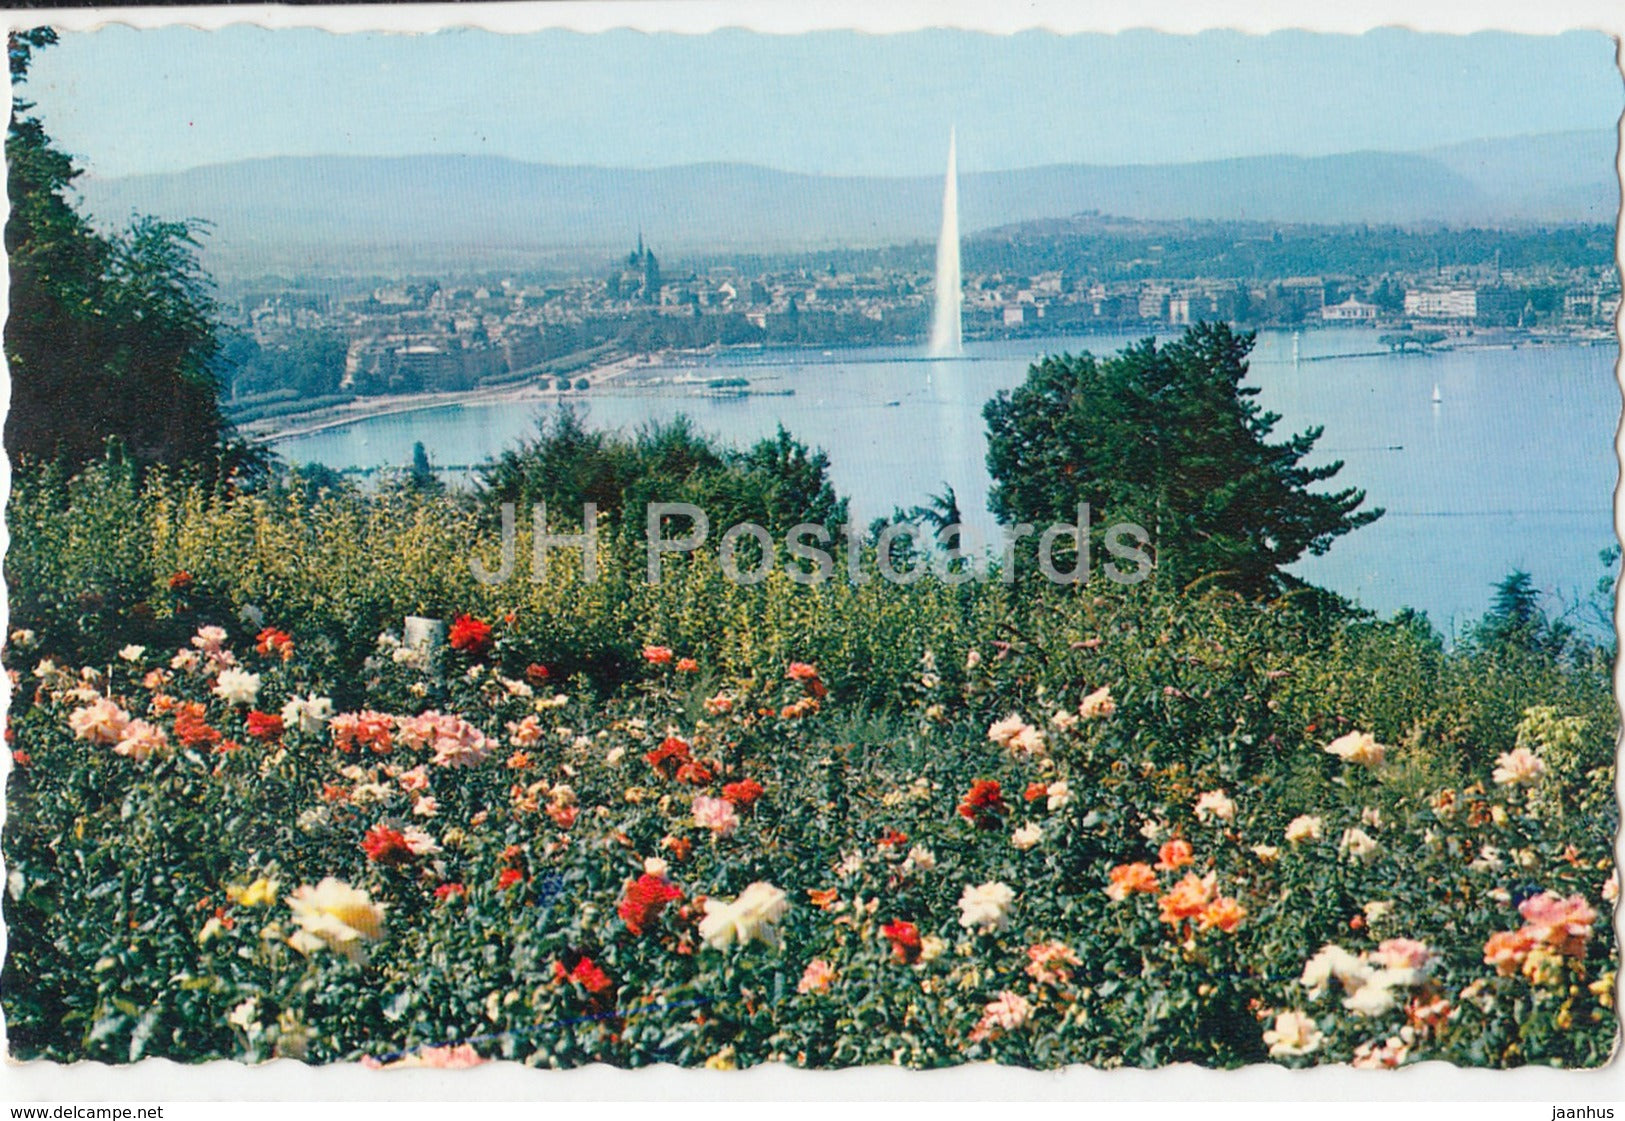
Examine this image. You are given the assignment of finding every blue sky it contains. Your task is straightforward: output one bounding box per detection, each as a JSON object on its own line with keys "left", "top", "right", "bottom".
{"left": 24, "top": 26, "right": 1622, "bottom": 179}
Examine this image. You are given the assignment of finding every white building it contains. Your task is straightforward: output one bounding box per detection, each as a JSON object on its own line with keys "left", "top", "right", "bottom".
{"left": 1404, "top": 288, "right": 1477, "bottom": 320}
{"left": 1321, "top": 297, "right": 1379, "bottom": 322}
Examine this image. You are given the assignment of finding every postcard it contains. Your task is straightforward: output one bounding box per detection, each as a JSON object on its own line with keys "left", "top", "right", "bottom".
{"left": 1, "top": 6, "right": 1620, "bottom": 1093}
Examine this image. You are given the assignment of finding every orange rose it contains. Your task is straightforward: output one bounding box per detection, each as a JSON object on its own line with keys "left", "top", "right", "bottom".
{"left": 1155, "top": 839, "right": 1194, "bottom": 871}
{"left": 1197, "top": 896, "right": 1246, "bottom": 933}
{"left": 1105, "top": 862, "right": 1159, "bottom": 901}
{"left": 1157, "top": 872, "right": 1216, "bottom": 925}
{"left": 1483, "top": 927, "right": 1536, "bottom": 977}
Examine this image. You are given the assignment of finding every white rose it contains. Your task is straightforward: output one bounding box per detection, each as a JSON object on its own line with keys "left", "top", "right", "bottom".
{"left": 1338, "top": 827, "right": 1380, "bottom": 863}
{"left": 1344, "top": 978, "right": 1401, "bottom": 1017}
{"left": 280, "top": 694, "right": 334, "bottom": 735}
{"left": 957, "top": 881, "right": 1015, "bottom": 933}
{"left": 1324, "top": 730, "right": 1386, "bottom": 768}
{"left": 1284, "top": 814, "right": 1323, "bottom": 844}
{"left": 698, "top": 882, "right": 789, "bottom": 951}
{"left": 1263, "top": 1010, "right": 1323, "bottom": 1057}
{"left": 212, "top": 668, "right": 261, "bottom": 706}
{"left": 1300, "top": 944, "right": 1371, "bottom": 999}
{"left": 902, "top": 845, "right": 937, "bottom": 874}
{"left": 1194, "top": 789, "right": 1236, "bottom": 823}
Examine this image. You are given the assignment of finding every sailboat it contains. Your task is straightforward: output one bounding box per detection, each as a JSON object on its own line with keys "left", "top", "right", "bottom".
{"left": 1431, "top": 383, "right": 1442, "bottom": 405}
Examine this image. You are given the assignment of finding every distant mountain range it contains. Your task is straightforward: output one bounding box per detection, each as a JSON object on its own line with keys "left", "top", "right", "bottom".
{"left": 76, "top": 131, "right": 1617, "bottom": 276}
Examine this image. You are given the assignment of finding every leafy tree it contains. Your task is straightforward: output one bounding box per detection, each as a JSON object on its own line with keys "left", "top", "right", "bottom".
{"left": 407, "top": 440, "right": 443, "bottom": 494}
{"left": 219, "top": 330, "right": 347, "bottom": 400}
{"left": 477, "top": 411, "right": 846, "bottom": 538}
{"left": 983, "top": 321, "right": 1380, "bottom": 596}
{"left": 5, "top": 30, "right": 252, "bottom": 475}
{"left": 1474, "top": 570, "right": 1573, "bottom": 657}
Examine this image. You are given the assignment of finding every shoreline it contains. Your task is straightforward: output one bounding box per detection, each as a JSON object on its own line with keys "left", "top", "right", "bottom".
{"left": 249, "top": 324, "right": 1613, "bottom": 444}
{"left": 247, "top": 351, "right": 645, "bottom": 442}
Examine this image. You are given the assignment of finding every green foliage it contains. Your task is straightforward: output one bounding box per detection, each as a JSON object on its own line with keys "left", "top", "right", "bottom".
{"left": 406, "top": 441, "right": 443, "bottom": 496}
{"left": 963, "top": 215, "right": 1617, "bottom": 290}
{"left": 4, "top": 32, "right": 247, "bottom": 475}
{"left": 219, "top": 330, "right": 348, "bottom": 401}
{"left": 477, "top": 411, "right": 848, "bottom": 540}
{"left": 1474, "top": 571, "right": 1575, "bottom": 657}
{"left": 984, "top": 322, "right": 1381, "bottom": 596}
{"left": 2, "top": 568, "right": 1615, "bottom": 1066}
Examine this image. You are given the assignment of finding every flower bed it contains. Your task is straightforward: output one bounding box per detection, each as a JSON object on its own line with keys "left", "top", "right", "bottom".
{"left": 4, "top": 612, "right": 1615, "bottom": 1068}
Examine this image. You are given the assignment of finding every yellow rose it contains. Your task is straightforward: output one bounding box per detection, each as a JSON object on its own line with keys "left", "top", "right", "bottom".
{"left": 230, "top": 877, "right": 280, "bottom": 908}
{"left": 286, "top": 877, "right": 386, "bottom": 962}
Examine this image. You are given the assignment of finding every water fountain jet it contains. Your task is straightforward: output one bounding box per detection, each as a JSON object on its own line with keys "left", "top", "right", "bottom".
{"left": 928, "top": 128, "right": 963, "bottom": 358}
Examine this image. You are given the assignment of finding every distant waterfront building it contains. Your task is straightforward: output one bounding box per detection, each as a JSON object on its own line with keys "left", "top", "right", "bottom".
{"left": 1321, "top": 296, "right": 1379, "bottom": 322}
{"left": 1138, "top": 285, "right": 1170, "bottom": 320}
{"left": 396, "top": 343, "right": 458, "bottom": 390}
{"left": 1404, "top": 287, "right": 1477, "bottom": 321}
{"left": 1475, "top": 285, "right": 1521, "bottom": 326}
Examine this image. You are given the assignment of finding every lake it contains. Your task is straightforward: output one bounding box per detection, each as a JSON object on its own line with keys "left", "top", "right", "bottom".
{"left": 276, "top": 327, "right": 1620, "bottom": 636}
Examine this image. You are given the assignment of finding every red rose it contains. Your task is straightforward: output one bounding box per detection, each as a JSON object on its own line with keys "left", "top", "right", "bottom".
{"left": 11, "top": 750, "right": 30, "bottom": 768}
{"left": 676, "top": 657, "right": 699, "bottom": 673}
{"left": 675, "top": 759, "right": 715, "bottom": 786}
{"left": 255, "top": 628, "right": 294, "bottom": 660}
{"left": 877, "top": 827, "right": 908, "bottom": 848}
{"left": 618, "top": 873, "right": 683, "bottom": 935}
{"left": 361, "top": 824, "right": 414, "bottom": 865}
{"left": 572, "top": 957, "right": 612, "bottom": 994}
{"left": 525, "top": 663, "right": 551, "bottom": 683}
{"left": 449, "top": 614, "right": 493, "bottom": 656}
{"left": 881, "top": 919, "right": 923, "bottom": 964}
{"left": 168, "top": 571, "right": 194, "bottom": 591}
{"left": 642, "top": 645, "right": 674, "bottom": 665}
{"left": 644, "top": 736, "right": 693, "bottom": 777}
{"left": 721, "top": 778, "right": 764, "bottom": 806}
{"left": 957, "top": 779, "right": 1007, "bottom": 829}
{"left": 497, "top": 867, "right": 526, "bottom": 890}
{"left": 555, "top": 954, "right": 613, "bottom": 995}
{"left": 1023, "top": 782, "right": 1050, "bottom": 803}
{"left": 174, "top": 705, "right": 222, "bottom": 749}
{"left": 245, "top": 710, "right": 285, "bottom": 741}
{"left": 434, "top": 882, "right": 467, "bottom": 902}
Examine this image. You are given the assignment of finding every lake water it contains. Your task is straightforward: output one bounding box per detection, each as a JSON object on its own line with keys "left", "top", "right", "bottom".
{"left": 277, "top": 327, "right": 1621, "bottom": 636}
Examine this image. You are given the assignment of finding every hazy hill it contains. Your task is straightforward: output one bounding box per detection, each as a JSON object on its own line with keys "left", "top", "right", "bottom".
{"left": 76, "top": 131, "right": 1616, "bottom": 276}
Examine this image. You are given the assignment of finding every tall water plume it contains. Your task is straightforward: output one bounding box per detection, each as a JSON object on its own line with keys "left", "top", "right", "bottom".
{"left": 928, "top": 129, "right": 963, "bottom": 358}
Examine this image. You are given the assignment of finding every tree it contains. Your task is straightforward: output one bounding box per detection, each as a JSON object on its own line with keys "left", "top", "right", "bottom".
{"left": 1474, "top": 570, "right": 1573, "bottom": 657}
{"left": 982, "top": 321, "right": 1380, "bottom": 596}
{"left": 406, "top": 440, "right": 442, "bottom": 494}
{"left": 477, "top": 412, "right": 846, "bottom": 540}
{"left": 5, "top": 30, "right": 250, "bottom": 475}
